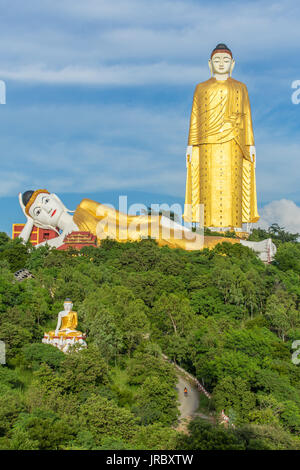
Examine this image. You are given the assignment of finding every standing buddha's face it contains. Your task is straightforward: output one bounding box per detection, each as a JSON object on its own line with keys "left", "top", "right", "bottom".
{"left": 28, "top": 192, "right": 64, "bottom": 228}
{"left": 210, "top": 52, "right": 233, "bottom": 76}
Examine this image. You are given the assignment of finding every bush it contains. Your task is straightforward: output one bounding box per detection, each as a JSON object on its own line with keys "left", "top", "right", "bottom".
{"left": 22, "top": 343, "right": 65, "bottom": 371}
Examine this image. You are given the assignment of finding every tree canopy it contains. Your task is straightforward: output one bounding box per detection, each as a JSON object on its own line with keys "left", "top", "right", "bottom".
{"left": 0, "top": 229, "right": 300, "bottom": 450}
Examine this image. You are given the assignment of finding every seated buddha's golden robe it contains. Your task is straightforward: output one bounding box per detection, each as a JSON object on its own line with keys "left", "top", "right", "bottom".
{"left": 47, "top": 311, "right": 83, "bottom": 339}
{"left": 184, "top": 77, "right": 259, "bottom": 228}
{"left": 73, "top": 199, "right": 204, "bottom": 251}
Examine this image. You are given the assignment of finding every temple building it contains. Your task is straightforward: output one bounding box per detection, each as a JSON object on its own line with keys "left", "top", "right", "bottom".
{"left": 12, "top": 223, "right": 57, "bottom": 246}
{"left": 12, "top": 224, "right": 97, "bottom": 251}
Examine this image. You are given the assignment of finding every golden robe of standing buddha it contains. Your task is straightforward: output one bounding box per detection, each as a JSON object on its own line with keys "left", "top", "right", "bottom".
{"left": 184, "top": 43, "right": 259, "bottom": 229}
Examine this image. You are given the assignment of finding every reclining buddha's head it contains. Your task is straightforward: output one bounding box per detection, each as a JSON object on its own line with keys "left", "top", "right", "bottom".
{"left": 22, "top": 189, "right": 69, "bottom": 231}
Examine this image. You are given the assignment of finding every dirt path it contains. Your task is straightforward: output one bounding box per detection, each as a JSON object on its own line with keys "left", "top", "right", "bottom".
{"left": 175, "top": 374, "right": 215, "bottom": 432}
{"left": 162, "top": 354, "right": 215, "bottom": 431}
{"left": 176, "top": 375, "right": 199, "bottom": 420}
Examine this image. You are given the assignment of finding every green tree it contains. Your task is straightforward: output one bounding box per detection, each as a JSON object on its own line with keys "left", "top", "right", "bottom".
{"left": 134, "top": 423, "right": 178, "bottom": 450}
{"left": 0, "top": 391, "right": 26, "bottom": 436}
{"left": 151, "top": 293, "right": 195, "bottom": 338}
{"left": 127, "top": 351, "right": 176, "bottom": 386}
{"left": 122, "top": 300, "right": 150, "bottom": 355}
{"left": 274, "top": 242, "right": 300, "bottom": 273}
{"left": 60, "top": 346, "right": 109, "bottom": 394}
{"left": 0, "top": 238, "right": 31, "bottom": 272}
{"left": 236, "top": 423, "right": 300, "bottom": 450}
{"left": 133, "top": 375, "right": 179, "bottom": 425}
{"left": 197, "top": 350, "right": 260, "bottom": 388}
{"left": 213, "top": 376, "right": 256, "bottom": 424}
{"left": 84, "top": 308, "right": 123, "bottom": 364}
{"left": 265, "top": 289, "right": 300, "bottom": 341}
{"left": 0, "top": 232, "right": 10, "bottom": 251}
{"left": 22, "top": 343, "right": 65, "bottom": 371}
{"left": 80, "top": 395, "right": 138, "bottom": 445}
{"left": 176, "top": 418, "right": 245, "bottom": 450}
{"left": 11, "top": 409, "right": 77, "bottom": 450}
{"left": 0, "top": 322, "right": 32, "bottom": 360}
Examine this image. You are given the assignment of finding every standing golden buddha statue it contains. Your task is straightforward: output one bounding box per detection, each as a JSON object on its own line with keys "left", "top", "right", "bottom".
{"left": 184, "top": 43, "right": 259, "bottom": 230}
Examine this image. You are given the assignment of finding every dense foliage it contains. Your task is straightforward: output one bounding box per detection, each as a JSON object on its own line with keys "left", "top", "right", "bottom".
{"left": 0, "top": 232, "right": 300, "bottom": 450}
{"left": 248, "top": 223, "right": 300, "bottom": 245}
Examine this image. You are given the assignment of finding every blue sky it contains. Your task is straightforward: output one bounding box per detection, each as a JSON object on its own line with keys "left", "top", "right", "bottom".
{"left": 0, "top": 0, "right": 300, "bottom": 234}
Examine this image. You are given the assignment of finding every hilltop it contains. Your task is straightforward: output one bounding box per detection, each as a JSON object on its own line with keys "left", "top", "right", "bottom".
{"left": 0, "top": 231, "right": 300, "bottom": 450}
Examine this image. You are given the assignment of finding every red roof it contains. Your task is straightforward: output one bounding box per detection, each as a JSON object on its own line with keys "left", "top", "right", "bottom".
{"left": 57, "top": 231, "right": 97, "bottom": 250}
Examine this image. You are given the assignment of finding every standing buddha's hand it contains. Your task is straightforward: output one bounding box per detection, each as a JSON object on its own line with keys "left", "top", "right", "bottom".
{"left": 249, "top": 145, "right": 256, "bottom": 167}
{"left": 186, "top": 145, "right": 193, "bottom": 167}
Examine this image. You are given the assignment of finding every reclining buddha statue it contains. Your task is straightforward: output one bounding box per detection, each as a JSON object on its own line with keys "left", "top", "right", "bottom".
{"left": 42, "top": 298, "right": 87, "bottom": 353}
{"left": 17, "top": 189, "right": 276, "bottom": 260}
{"left": 17, "top": 189, "right": 204, "bottom": 250}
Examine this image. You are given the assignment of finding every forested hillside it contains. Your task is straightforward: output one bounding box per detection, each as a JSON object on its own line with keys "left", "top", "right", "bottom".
{"left": 0, "top": 231, "right": 300, "bottom": 450}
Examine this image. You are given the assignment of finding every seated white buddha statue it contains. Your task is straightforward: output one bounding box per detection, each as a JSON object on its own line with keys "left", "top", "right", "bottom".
{"left": 42, "top": 298, "right": 87, "bottom": 353}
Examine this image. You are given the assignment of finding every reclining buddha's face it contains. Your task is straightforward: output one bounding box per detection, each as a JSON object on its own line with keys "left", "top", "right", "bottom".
{"left": 28, "top": 192, "right": 65, "bottom": 228}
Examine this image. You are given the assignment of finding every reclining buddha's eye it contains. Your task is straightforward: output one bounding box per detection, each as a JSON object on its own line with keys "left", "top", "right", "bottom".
{"left": 33, "top": 207, "right": 41, "bottom": 216}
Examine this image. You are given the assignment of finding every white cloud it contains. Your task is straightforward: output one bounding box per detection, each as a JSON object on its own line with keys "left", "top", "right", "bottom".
{"left": 258, "top": 199, "right": 300, "bottom": 233}
{"left": 0, "top": 102, "right": 188, "bottom": 197}
{"left": 0, "top": 171, "right": 27, "bottom": 196}
{"left": 0, "top": 63, "right": 206, "bottom": 86}
{"left": 0, "top": 0, "right": 299, "bottom": 85}
{"left": 0, "top": 0, "right": 298, "bottom": 209}
{"left": 0, "top": 96, "right": 298, "bottom": 202}
{"left": 255, "top": 140, "right": 300, "bottom": 202}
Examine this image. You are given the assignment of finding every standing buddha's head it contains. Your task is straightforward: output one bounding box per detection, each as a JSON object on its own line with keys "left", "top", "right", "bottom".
{"left": 209, "top": 43, "right": 235, "bottom": 78}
